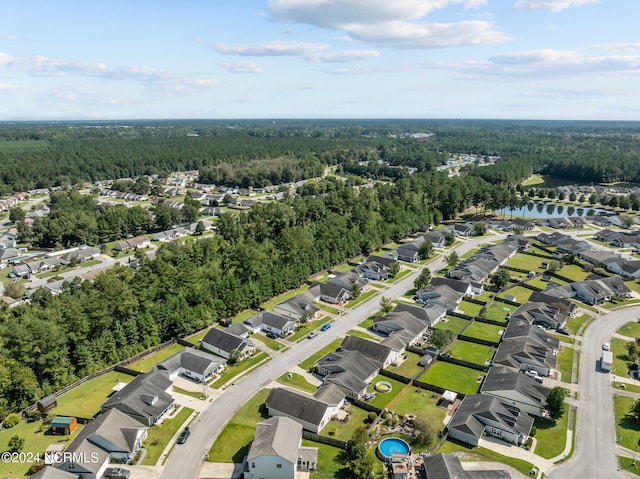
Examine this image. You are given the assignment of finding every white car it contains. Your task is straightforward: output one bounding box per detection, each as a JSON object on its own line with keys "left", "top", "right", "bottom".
{"left": 525, "top": 370, "right": 539, "bottom": 379}
{"left": 602, "top": 342, "right": 610, "bottom": 351}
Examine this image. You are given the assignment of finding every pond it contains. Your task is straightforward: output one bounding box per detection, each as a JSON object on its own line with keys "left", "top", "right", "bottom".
{"left": 495, "top": 202, "right": 611, "bottom": 219}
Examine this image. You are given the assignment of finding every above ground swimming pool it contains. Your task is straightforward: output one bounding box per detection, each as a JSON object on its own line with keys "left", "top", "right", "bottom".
{"left": 377, "top": 437, "right": 411, "bottom": 461}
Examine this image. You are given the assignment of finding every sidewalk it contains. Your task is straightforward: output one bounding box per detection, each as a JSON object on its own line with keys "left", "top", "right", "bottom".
{"left": 478, "top": 437, "right": 555, "bottom": 473}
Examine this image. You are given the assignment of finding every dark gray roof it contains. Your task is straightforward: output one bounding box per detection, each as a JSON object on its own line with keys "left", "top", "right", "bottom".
{"left": 313, "top": 383, "right": 346, "bottom": 405}
{"left": 317, "top": 282, "right": 350, "bottom": 300}
{"left": 156, "top": 347, "right": 225, "bottom": 376}
{"left": 101, "top": 370, "right": 174, "bottom": 425}
{"left": 481, "top": 365, "right": 550, "bottom": 405}
{"left": 247, "top": 416, "right": 303, "bottom": 464}
{"left": 528, "top": 291, "right": 576, "bottom": 315}
{"left": 317, "top": 350, "right": 378, "bottom": 396}
{"left": 340, "top": 335, "right": 394, "bottom": 367}
{"left": 392, "top": 302, "right": 447, "bottom": 326}
{"left": 503, "top": 319, "right": 560, "bottom": 350}
{"left": 30, "top": 468, "right": 80, "bottom": 479}
{"left": 367, "top": 253, "right": 397, "bottom": 267}
{"left": 275, "top": 292, "right": 319, "bottom": 317}
{"left": 423, "top": 453, "right": 511, "bottom": 479}
{"left": 266, "top": 388, "right": 329, "bottom": 428}
{"left": 494, "top": 337, "right": 557, "bottom": 370}
{"left": 260, "top": 311, "right": 297, "bottom": 330}
{"left": 431, "top": 276, "right": 472, "bottom": 294}
{"left": 202, "top": 327, "right": 253, "bottom": 354}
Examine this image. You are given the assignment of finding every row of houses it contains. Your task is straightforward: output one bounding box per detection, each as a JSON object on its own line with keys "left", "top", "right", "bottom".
{"left": 594, "top": 228, "right": 640, "bottom": 248}
{"left": 12, "top": 246, "right": 101, "bottom": 278}
{"left": 98, "top": 189, "right": 149, "bottom": 202}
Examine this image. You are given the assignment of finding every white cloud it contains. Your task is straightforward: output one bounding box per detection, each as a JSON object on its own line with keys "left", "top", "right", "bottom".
{"left": 348, "top": 20, "right": 509, "bottom": 49}
{"left": 0, "top": 83, "right": 15, "bottom": 91}
{"left": 219, "top": 60, "right": 265, "bottom": 73}
{"left": 211, "top": 40, "right": 379, "bottom": 63}
{"left": 514, "top": 0, "right": 600, "bottom": 12}
{"left": 268, "top": 0, "right": 505, "bottom": 49}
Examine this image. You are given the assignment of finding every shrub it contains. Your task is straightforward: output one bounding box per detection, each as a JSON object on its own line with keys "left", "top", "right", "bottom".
{"left": 3, "top": 413, "right": 21, "bottom": 428}
{"left": 367, "top": 412, "right": 378, "bottom": 423}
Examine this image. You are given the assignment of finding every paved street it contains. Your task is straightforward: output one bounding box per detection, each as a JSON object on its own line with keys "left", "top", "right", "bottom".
{"left": 160, "top": 234, "right": 502, "bottom": 479}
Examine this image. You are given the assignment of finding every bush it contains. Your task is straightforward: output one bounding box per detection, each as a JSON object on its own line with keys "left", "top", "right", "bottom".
{"left": 367, "top": 412, "right": 378, "bottom": 423}
{"left": 3, "top": 413, "right": 22, "bottom": 428}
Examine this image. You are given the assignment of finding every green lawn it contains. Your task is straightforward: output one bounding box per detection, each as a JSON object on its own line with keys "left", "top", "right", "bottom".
{"left": 346, "top": 328, "right": 380, "bottom": 341}
{"left": 625, "top": 281, "right": 640, "bottom": 296}
{"left": 127, "top": 343, "right": 185, "bottom": 373}
{"left": 288, "top": 320, "right": 324, "bottom": 342}
{"left": 420, "top": 362, "right": 484, "bottom": 395}
{"left": 386, "top": 269, "right": 413, "bottom": 284}
{"left": 434, "top": 315, "right": 470, "bottom": 334}
{"left": 566, "top": 313, "right": 592, "bottom": 336}
{"left": 614, "top": 382, "right": 640, "bottom": 394}
{"left": 366, "top": 375, "right": 408, "bottom": 409}
{"left": 614, "top": 395, "right": 640, "bottom": 451}
{"left": 143, "top": 407, "right": 194, "bottom": 465}
{"left": 603, "top": 299, "right": 640, "bottom": 310}
{"left": 276, "top": 372, "right": 318, "bottom": 394}
{"left": 211, "top": 352, "right": 270, "bottom": 388}
{"left": 612, "top": 337, "right": 634, "bottom": 376}
{"left": 299, "top": 338, "right": 343, "bottom": 371}
{"left": 185, "top": 327, "right": 211, "bottom": 346}
{"left": 438, "top": 439, "right": 535, "bottom": 476}
{"left": 259, "top": 284, "right": 310, "bottom": 310}
{"left": 505, "top": 253, "right": 548, "bottom": 271}
{"left": 527, "top": 276, "right": 557, "bottom": 290}
{"left": 522, "top": 174, "right": 545, "bottom": 187}
{"left": 450, "top": 340, "right": 495, "bottom": 366}
{"left": 251, "top": 333, "right": 287, "bottom": 351}
{"left": 557, "top": 346, "right": 575, "bottom": 383}
{"left": 557, "top": 264, "right": 590, "bottom": 282}
{"left": 55, "top": 371, "right": 135, "bottom": 418}
{"left": 207, "top": 389, "right": 271, "bottom": 462}
{"left": 345, "top": 290, "right": 378, "bottom": 308}
{"left": 390, "top": 388, "right": 448, "bottom": 427}
{"left": 619, "top": 456, "right": 640, "bottom": 476}
{"left": 458, "top": 301, "right": 484, "bottom": 317}
{"left": 322, "top": 405, "right": 371, "bottom": 442}
{"left": 318, "top": 304, "right": 341, "bottom": 315}
{"left": 483, "top": 302, "right": 515, "bottom": 323}
{"left": 462, "top": 321, "right": 504, "bottom": 343}
{"left": 386, "top": 351, "right": 426, "bottom": 379}
{"left": 533, "top": 408, "right": 569, "bottom": 459}
{"left": 173, "top": 386, "right": 204, "bottom": 399}
{"left": 302, "top": 441, "right": 347, "bottom": 479}
{"left": 499, "top": 286, "right": 532, "bottom": 304}
{"left": 358, "top": 316, "right": 376, "bottom": 330}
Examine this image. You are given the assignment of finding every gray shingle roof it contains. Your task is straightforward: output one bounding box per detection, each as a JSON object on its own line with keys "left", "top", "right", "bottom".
{"left": 247, "top": 416, "right": 303, "bottom": 464}
{"left": 265, "top": 388, "right": 329, "bottom": 428}
{"left": 422, "top": 453, "right": 511, "bottom": 479}
{"left": 30, "top": 468, "right": 80, "bottom": 479}
{"left": 156, "top": 347, "right": 225, "bottom": 376}
{"left": 481, "top": 365, "right": 550, "bottom": 405}
{"left": 340, "top": 335, "right": 394, "bottom": 367}
{"left": 202, "top": 328, "right": 253, "bottom": 354}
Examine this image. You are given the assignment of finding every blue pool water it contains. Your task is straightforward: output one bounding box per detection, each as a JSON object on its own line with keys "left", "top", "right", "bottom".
{"left": 377, "top": 437, "right": 410, "bottom": 459}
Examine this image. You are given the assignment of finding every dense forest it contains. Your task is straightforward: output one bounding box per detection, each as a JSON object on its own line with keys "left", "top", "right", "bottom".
{"left": 0, "top": 120, "right": 639, "bottom": 194}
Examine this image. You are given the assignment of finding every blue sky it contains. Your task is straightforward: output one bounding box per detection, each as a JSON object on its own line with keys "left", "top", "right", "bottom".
{"left": 1, "top": 0, "right": 639, "bottom": 120}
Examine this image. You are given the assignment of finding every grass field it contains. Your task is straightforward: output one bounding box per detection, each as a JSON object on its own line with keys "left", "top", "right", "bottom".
{"left": 143, "top": 407, "right": 194, "bottom": 465}
{"left": 259, "top": 284, "right": 310, "bottom": 310}
{"left": 450, "top": 340, "right": 495, "bottom": 366}
{"left": 614, "top": 395, "right": 640, "bottom": 451}
{"left": 126, "top": 343, "right": 185, "bottom": 373}
{"left": 211, "top": 352, "right": 269, "bottom": 388}
{"left": 299, "top": 338, "right": 343, "bottom": 371}
{"left": 346, "top": 328, "right": 380, "bottom": 341}
{"left": 322, "top": 405, "right": 371, "bottom": 442}
{"left": 438, "top": 439, "right": 535, "bottom": 476}
{"left": 420, "top": 362, "right": 484, "bottom": 395}
{"left": 483, "top": 302, "right": 515, "bottom": 323}
{"left": 506, "top": 253, "right": 548, "bottom": 271}
{"left": 612, "top": 337, "right": 634, "bottom": 376}
{"left": 566, "top": 313, "right": 593, "bottom": 336}
{"left": 251, "top": 333, "right": 287, "bottom": 351}
{"left": 462, "top": 321, "right": 504, "bottom": 343}
{"left": 386, "top": 351, "right": 426, "bottom": 379}
{"left": 366, "top": 375, "right": 409, "bottom": 409}
{"left": 345, "top": 290, "right": 378, "bottom": 308}
{"left": 276, "top": 372, "right": 318, "bottom": 394}
{"left": 55, "top": 370, "right": 135, "bottom": 418}
{"left": 390, "top": 388, "right": 448, "bottom": 427}
{"left": 618, "top": 456, "right": 640, "bottom": 476}
{"left": 557, "top": 346, "right": 575, "bottom": 382}
{"left": 499, "top": 286, "right": 532, "bottom": 304}
{"left": 557, "top": 264, "right": 591, "bottom": 282}
{"left": 533, "top": 408, "right": 570, "bottom": 459}
{"left": 614, "top": 382, "right": 640, "bottom": 394}
{"left": 522, "top": 174, "right": 545, "bottom": 187}
{"left": 207, "top": 389, "right": 271, "bottom": 462}
{"left": 386, "top": 269, "right": 413, "bottom": 284}
{"left": 434, "top": 315, "right": 470, "bottom": 334}
{"left": 458, "top": 300, "right": 484, "bottom": 317}
{"left": 617, "top": 321, "right": 640, "bottom": 339}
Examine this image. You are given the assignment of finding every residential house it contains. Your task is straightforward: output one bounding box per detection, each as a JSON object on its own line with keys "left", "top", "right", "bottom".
{"left": 392, "top": 302, "right": 448, "bottom": 328}
{"left": 585, "top": 215, "right": 613, "bottom": 227}
{"left": 59, "top": 246, "right": 100, "bottom": 264}
{"left": 446, "top": 223, "right": 473, "bottom": 237}
{"left": 340, "top": 335, "right": 397, "bottom": 369}
{"left": 366, "top": 253, "right": 397, "bottom": 268}
{"left": 396, "top": 237, "right": 423, "bottom": 263}
{"left": 480, "top": 365, "right": 551, "bottom": 417}
{"left": 273, "top": 291, "right": 320, "bottom": 322}
{"left": 315, "top": 350, "right": 379, "bottom": 399}
{"left": 421, "top": 453, "right": 511, "bottom": 479}
{"left": 509, "top": 299, "right": 569, "bottom": 330}
{"left": 414, "top": 281, "right": 467, "bottom": 311}
{"left": 579, "top": 250, "right": 621, "bottom": 266}
{"left": 447, "top": 394, "right": 533, "bottom": 447}
{"left": 265, "top": 385, "right": 345, "bottom": 433}
{"left": 422, "top": 231, "right": 448, "bottom": 248}
{"left": 155, "top": 347, "right": 225, "bottom": 382}
{"left": 611, "top": 234, "right": 640, "bottom": 248}
{"left": 493, "top": 336, "right": 557, "bottom": 377}
{"left": 511, "top": 218, "right": 536, "bottom": 231}
{"left": 113, "top": 235, "right": 151, "bottom": 252}
{"left": 326, "top": 271, "right": 367, "bottom": 292}
{"left": 242, "top": 311, "right": 298, "bottom": 337}
{"left": 0, "top": 247, "right": 20, "bottom": 263}
{"left": 502, "top": 319, "right": 561, "bottom": 352}
{"left": 245, "top": 416, "right": 318, "bottom": 479}
{"left": 353, "top": 260, "right": 389, "bottom": 281}
{"left": 371, "top": 312, "right": 430, "bottom": 354}
{"left": 604, "top": 258, "right": 640, "bottom": 279}
{"left": 593, "top": 229, "right": 623, "bottom": 243}
{"left": 527, "top": 291, "right": 577, "bottom": 318}
{"left": 57, "top": 408, "right": 146, "bottom": 479}
{"left": 536, "top": 231, "right": 572, "bottom": 245}
{"left": 100, "top": 370, "right": 174, "bottom": 426}
{"left": 201, "top": 328, "right": 256, "bottom": 360}
{"left": 30, "top": 468, "right": 80, "bottom": 479}
{"left": 308, "top": 282, "right": 350, "bottom": 304}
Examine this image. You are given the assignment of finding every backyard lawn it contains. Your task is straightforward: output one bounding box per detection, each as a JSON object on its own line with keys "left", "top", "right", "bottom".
{"left": 450, "top": 340, "right": 495, "bottom": 366}
{"left": 322, "top": 405, "right": 371, "bottom": 442}
{"left": 458, "top": 300, "right": 484, "bottom": 317}
{"left": 483, "top": 302, "right": 515, "bottom": 323}
{"left": 614, "top": 395, "right": 640, "bottom": 451}
{"left": 0, "top": 418, "right": 84, "bottom": 478}
{"left": 211, "top": 352, "right": 270, "bottom": 388}
{"left": 386, "top": 351, "right": 426, "bottom": 379}
{"left": 557, "top": 264, "right": 590, "bottom": 282}
{"left": 143, "top": 407, "right": 194, "bottom": 465}
{"left": 438, "top": 439, "right": 535, "bottom": 477}
{"left": 299, "top": 338, "right": 343, "bottom": 371}
{"left": 462, "top": 321, "right": 504, "bottom": 343}
{"left": 126, "top": 343, "right": 185, "bottom": 373}
{"left": 433, "top": 315, "right": 470, "bottom": 334}
{"left": 55, "top": 370, "right": 135, "bottom": 418}
{"left": 207, "top": 389, "right": 271, "bottom": 462}
{"left": 557, "top": 346, "right": 575, "bottom": 383}
{"left": 498, "top": 285, "right": 532, "bottom": 304}
{"left": 276, "top": 372, "right": 318, "bottom": 394}
{"left": 505, "top": 253, "right": 548, "bottom": 271}
{"left": 365, "top": 375, "right": 409, "bottom": 409}
{"left": 533, "top": 408, "right": 570, "bottom": 459}
{"left": 420, "top": 362, "right": 484, "bottom": 395}
{"left": 390, "top": 388, "right": 448, "bottom": 427}
{"left": 259, "top": 284, "right": 310, "bottom": 310}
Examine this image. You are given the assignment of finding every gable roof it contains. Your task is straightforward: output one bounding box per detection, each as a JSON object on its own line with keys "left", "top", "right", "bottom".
{"left": 202, "top": 328, "right": 254, "bottom": 354}
{"left": 503, "top": 319, "right": 560, "bottom": 351}
{"left": 422, "top": 453, "right": 511, "bottom": 479}
{"left": 274, "top": 291, "right": 319, "bottom": 317}
{"left": 30, "top": 468, "right": 80, "bottom": 479}
{"left": 266, "top": 387, "right": 331, "bottom": 428}
{"left": 481, "top": 365, "right": 550, "bottom": 405}
{"left": 247, "top": 416, "right": 302, "bottom": 464}
{"left": 156, "top": 347, "right": 225, "bottom": 376}
{"left": 494, "top": 336, "right": 557, "bottom": 371}
{"left": 340, "top": 335, "right": 394, "bottom": 367}
{"left": 317, "top": 350, "right": 379, "bottom": 396}
{"left": 430, "top": 276, "right": 472, "bottom": 294}
{"left": 392, "top": 302, "right": 447, "bottom": 326}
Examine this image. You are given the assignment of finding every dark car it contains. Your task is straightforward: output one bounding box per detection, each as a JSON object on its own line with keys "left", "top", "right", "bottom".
{"left": 177, "top": 426, "right": 190, "bottom": 444}
{"left": 266, "top": 331, "right": 278, "bottom": 339}
{"left": 103, "top": 468, "right": 131, "bottom": 479}
{"left": 557, "top": 327, "right": 570, "bottom": 336}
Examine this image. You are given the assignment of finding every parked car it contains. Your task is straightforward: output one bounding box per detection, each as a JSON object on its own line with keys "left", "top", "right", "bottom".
{"left": 266, "top": 331, "right": 278, "bottom": 339}
{"left": 104, "top": 468, "right": 131, "bottom": 479}
{"left": 320, "top": 323, "right": 331, "bottom": 331}
{"left": 557, "top": 327, "right": 570, "bottom": 336}
{"left": 602, "top": 342, "right": 610, "bottom": 351}
{"left": 308, "top": 330, "right": 319, "bottom": 339}
{"left": 177, "top": 426, "right": 190, "bottom": 444}
{"left": 525, "top": 370, "right": 539, "bottom": 379}
{"left": 533, "top": 376, "right": 544, "bottom": 384}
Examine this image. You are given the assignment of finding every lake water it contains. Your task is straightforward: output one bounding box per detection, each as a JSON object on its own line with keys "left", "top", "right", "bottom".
{"left": 496, "top": 202, "right": 611, "bottom": 219}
